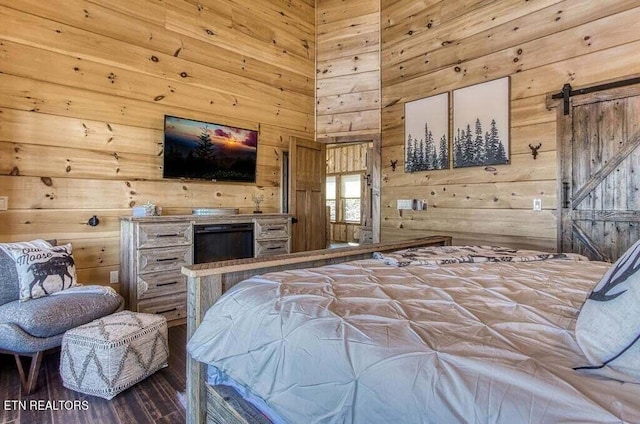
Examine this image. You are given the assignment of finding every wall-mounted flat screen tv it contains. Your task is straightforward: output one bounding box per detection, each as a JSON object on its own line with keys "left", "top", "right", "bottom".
{"left": 163, "top": 115, "right": 258, "bottom": 183}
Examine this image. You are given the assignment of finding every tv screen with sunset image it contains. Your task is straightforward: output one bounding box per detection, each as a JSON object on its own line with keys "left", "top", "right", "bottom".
{"left": 163, "top": 115, "right": 258, "bottom": 183}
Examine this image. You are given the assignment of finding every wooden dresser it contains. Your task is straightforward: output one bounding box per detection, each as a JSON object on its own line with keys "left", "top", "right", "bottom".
{"left": 120, "top": 214, "right": 291, "bottom": 326}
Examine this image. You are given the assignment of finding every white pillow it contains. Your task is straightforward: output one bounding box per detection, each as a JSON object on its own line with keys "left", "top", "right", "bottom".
{"left": 0, "top": 239, "right": 53, "bottom": 253}
{"left": 575, "top": 239, "right": 640, "bottom": 382}
{"left": 5, "top": 243, "right": 79, "bottom": 301}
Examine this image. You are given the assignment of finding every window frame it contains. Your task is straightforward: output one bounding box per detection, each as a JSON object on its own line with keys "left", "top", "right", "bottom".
{"left": 325, "top": 175, "right": 337, "bottom": 223}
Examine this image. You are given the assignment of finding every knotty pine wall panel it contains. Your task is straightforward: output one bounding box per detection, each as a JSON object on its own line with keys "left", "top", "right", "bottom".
{"left": 0, "top": 0, "right": 314, "bottom": 94}
{"left": 0, "top": 0, "right": 314, "bottom": 286}
{"left": 326, "top": 143, "right": 368, "bottom": 174}
{"left": 316, "top": 0, "right": 380, "bottom": 140}
{"left": 381, "top": 0, "right": 640, "bottom": 250}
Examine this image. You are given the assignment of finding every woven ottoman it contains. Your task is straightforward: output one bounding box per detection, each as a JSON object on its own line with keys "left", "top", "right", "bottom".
{"left": 60, "top": 311, "right": 168, "bottom": 399}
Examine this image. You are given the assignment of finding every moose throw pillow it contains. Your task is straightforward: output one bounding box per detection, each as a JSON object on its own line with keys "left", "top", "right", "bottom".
{"left": 575, "top": 238, "right": 640, "bottom": 383}
{"left": 6, "top": 243, "right": 79, "bottom": 301}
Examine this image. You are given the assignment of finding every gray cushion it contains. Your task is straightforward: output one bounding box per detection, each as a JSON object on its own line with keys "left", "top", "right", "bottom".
{"left": 0, "top": 292, "right": 123, "bottom": 339}
{"left": 0, "top": 323, "right": 65, "bottom": 354}
{"left": 0, "top": 249, "right": 20, "bottom": 305}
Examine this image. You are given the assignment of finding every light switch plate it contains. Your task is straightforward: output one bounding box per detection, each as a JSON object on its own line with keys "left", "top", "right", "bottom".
{"left": 0, "top": 196, "right": 7, "bottom": 211}
{"left": 533, "top": 198, "right": 542, "bottom": 211}
{"left": 110, "top": 271, "right": 119, "bottom": 284}
{"left": 397, "top": 199, "right": 413, "bottom": 210}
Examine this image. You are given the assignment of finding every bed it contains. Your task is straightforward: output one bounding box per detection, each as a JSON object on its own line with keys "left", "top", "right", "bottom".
{"left": 182, "top": 237, "right": 640, "bottom": 423}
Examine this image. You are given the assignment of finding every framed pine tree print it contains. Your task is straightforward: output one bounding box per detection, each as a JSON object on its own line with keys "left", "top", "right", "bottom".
{"left": 404, "top": 92, "right": 450, "bottom": 172}
{"left": 453, "top": 77, "right": 510, "bottom": 168}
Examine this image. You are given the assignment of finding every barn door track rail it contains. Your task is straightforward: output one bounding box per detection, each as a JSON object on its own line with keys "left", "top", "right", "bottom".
{"left": 552, "top": 75, "right": 640, "bottom": 115}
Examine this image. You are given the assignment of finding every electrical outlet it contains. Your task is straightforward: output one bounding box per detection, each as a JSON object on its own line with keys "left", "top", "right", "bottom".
{"left": 533, "top": 198, "right": 542, "bottom": 211}
{"left": 109, "top": 271, "right": 119, "bottom": 284}
{"left": 0, "top": 196, "right": 7, "bottom": 211}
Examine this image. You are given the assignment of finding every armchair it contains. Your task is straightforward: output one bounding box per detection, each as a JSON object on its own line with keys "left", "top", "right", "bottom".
{"left": 0, "top": 241, "right": 124, "bottom": 394}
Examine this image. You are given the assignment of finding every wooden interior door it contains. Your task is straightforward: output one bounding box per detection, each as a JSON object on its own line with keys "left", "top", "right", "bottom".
{"left": 289, "top": 137, "right": 326, "bottom": 252}
{"left": 558, "top": 85, "right": 640, "bottom": 262}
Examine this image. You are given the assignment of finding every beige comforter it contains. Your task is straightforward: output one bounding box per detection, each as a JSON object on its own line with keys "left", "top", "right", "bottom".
{"left": 188, "top": 257, "right": 640, "bottom": 423}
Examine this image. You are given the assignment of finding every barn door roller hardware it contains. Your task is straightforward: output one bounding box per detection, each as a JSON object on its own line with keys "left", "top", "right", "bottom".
{"left": 552, "top": 76, "right": 640, "bottom": 115}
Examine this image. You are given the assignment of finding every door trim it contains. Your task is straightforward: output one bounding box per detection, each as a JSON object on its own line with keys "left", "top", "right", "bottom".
{"left": 555, "top": 103, "right": 573, "bottom": 254}
{"left": 316, "top": 134, "right": 381, "bottom": 243}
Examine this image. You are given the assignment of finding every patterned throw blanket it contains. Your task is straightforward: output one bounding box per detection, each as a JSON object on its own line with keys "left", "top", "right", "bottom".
{"left": 373, "top": 245, "right": 587, "bottom": 267}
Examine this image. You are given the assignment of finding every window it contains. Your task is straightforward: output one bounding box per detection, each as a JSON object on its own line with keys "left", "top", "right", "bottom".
{"left": 341, "top": 174, "right": 361, "bottom": 223}
{"left": 326, "top": 176, "right": 336, "bottom": 222}
{"left": 326, "top": 174, "right": 362, "bottom": 224}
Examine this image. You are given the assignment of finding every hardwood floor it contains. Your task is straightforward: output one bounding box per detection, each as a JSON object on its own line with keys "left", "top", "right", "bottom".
{"left": 0, "top": 325, "right": 187, "bottom": 424}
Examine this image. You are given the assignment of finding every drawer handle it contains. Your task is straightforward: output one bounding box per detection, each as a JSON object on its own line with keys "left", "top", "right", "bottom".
{"left": 157, "top": 281, "right": 179, "bottom": 287}
{"left": 156, "top": 307, "right": 177, "bottom": 314}
{"left": 266, "top": 246, "right": 282, "bottom": 250}
{"left": 156, "top": 233, "right": 180, "bottom": 238}
{"left": 156, "top": 257, "right": 179, "bottom": 262}
{"left": 264, "top": 226, "right": 285, "bottom": 231}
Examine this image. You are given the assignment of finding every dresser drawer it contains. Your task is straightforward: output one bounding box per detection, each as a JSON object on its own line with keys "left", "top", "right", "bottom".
{"left": 255, "top": 219, "right": 289, "bottom": 240}
{"left": 137, "top": 293, "right": 187, "bottom": 323}
{"left": 255, "top": 238, "right": 289, "bottom": 257}
{"left": 137, "top": 270, "right": 187, "bottom": 300}
{"left": 137, "top": 223, "right": 192, "bottom": 249}
{"left": 137, "top": 245, "right": 192, "bottom": 274}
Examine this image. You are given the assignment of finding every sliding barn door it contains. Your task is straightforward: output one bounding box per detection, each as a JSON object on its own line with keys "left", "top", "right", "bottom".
{"left": 290, "top": 137, "right": 326, "bottom": 252}
{"left": 558, "top": 86, "right": 640, "bottom": 262}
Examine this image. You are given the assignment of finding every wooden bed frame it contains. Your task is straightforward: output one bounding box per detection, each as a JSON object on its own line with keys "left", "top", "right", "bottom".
{"left": 182, "top": 236, "right": 451, "bottom": 424}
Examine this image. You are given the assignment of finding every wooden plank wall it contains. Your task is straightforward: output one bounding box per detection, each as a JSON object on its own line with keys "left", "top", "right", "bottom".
{"left": 380, "top": 0, "right": 640, "bottom": 251}
{"left": 326, "top": 143, "right": 367, "bottom": 243}
{"left": 0, "top": 0, "right": 315, "bottom": 287}
{"left": 316, "top": 0, "right": 380, "bottom": 139}
{"left": 326, "top": 143, "right": 368, "bottom": 174}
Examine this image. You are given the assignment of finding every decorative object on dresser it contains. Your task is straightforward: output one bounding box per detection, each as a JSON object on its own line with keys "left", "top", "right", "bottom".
{"left": 120, "top": 214, "right": 291, "bottom": 327}
{"left": 192, "top": 208, "right": 240, "bottom": 216}
{"left": 60, "top": 311, "right": 168, "bottom": 399}
{"left": 251, "top": 194, "right": 264, "bottom": 214}
{"left": 133, "top": 201, "right": 162, "bottom": 218}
